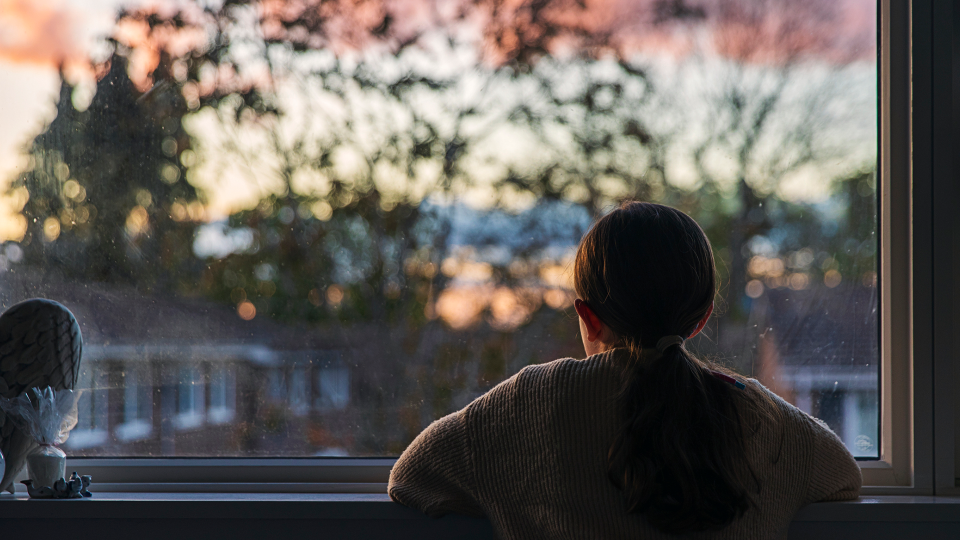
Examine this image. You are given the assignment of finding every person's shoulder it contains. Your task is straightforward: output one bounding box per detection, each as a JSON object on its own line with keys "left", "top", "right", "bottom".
{"left": 742, "top": 378, "right": 802, "bottom": 416}
{"left": 467, "top": 350, "right": 617, "bottom": 412}
{"left": 512, "top": 350, "right": 618, "bottom": 387}
{"left": 744, "top": 378, "right": 831, "bottom": 428}
{"left": 481, "top": 356, "right": 577, "bottom": 398}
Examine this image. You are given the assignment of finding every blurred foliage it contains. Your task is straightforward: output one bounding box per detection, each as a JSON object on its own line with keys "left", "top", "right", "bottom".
{"left": 7, "top": 0, "right": 879, "bottom": 323}
{"left": 11, "top": 54, "right": 201, "bottom": 291}
{"left": 4, "top": 0, "right": 879, "bottom": 454}
{"left": 203, "top": 192, "right": 431, "bottom": 325}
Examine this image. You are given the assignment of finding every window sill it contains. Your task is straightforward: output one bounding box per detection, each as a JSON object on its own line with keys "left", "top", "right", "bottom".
{"left": 0, "top": 494, "right": 958, "bottom": 539}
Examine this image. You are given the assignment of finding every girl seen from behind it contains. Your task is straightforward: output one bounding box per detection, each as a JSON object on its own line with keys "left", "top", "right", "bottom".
{"left": 389, "top": 201, "right": 861, "bottom": 539}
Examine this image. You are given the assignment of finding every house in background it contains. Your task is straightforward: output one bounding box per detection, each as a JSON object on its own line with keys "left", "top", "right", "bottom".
{"left": 0, "top": 272, "right": 355, "bottom": 457}
{"left": 748, "top": 285, "right": 879, "bottom": 457}
{"left": 0, "top": 268, "right": 881, "bottom": 458}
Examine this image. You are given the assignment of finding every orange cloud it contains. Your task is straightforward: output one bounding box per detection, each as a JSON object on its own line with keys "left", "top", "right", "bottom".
{"left": 255, "top": 0, "right": 873, "bottom": 68}
{"left": 0, "top": 0, "right": 83, "bottom": 67}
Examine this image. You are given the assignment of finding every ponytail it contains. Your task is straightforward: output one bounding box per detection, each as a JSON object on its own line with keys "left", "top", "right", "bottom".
{"left": 573, "top": 201, "right": 762, "bottom": 534}
{"left": 607, "top": 341, "right": 754, "bottom": 534}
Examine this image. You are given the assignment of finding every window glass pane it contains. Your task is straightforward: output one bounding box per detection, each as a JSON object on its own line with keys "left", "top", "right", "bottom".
{"left": 0, "top": 0, "right": 877, "bottom": 457}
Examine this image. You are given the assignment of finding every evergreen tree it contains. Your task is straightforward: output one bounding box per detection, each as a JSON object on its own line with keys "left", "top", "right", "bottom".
{"left": 12, "top": 53, "right": 201, "bottom": 292}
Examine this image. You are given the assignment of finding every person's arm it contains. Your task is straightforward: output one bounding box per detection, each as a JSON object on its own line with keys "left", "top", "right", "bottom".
{"left": 388, "top": 409, "right": 483, "bottom": 518}
{"left": 803, "top": 415, "right": 862, "bottom": 504}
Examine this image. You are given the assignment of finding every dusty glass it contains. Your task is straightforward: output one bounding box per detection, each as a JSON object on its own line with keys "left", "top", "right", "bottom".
{"left": 0, "top": 0, "right": 878, "bottom": 458}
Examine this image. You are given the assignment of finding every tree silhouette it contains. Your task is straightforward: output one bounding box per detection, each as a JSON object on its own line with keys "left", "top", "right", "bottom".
{"left": 11, "top": 53, "right": 201, "bottom": 291}
{"left": 4, "top": 0, "right": 879, "bottom": 455}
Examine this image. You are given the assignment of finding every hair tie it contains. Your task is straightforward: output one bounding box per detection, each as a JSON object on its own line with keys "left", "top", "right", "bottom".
{"left": 656, "top": 335, "right": 684, "bottom": 353}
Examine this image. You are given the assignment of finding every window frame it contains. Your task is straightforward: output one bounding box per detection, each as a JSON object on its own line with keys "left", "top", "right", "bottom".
{"left": 44, "top": 0, "right": 942, "bottom": 494}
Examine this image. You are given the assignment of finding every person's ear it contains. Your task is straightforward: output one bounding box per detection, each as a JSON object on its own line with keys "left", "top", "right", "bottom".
{"left": 688, "top": 302, "right": 714, "bottom": 339}
{"left": 574, "top": 299, "right": 604, "bottom": 342}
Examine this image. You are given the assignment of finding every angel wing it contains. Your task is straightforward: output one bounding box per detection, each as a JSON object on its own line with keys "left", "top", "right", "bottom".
{"left": 0, "top": 299, "right": 82, "bottom": 493}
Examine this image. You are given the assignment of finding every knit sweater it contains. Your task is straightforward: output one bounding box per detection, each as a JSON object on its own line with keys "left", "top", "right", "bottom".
{"left": 388, "top": 349, "right": 862, "bottom": 539}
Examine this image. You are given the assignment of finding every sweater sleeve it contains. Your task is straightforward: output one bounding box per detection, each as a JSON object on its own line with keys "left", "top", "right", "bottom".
{"left": 388, "top": 409, "right": 483, "bottom": 518}
{"left": 803, "top": 415, "right": 862, "bottom": 504}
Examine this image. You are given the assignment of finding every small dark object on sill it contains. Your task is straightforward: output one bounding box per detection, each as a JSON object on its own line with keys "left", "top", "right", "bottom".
{"left": 21, "top": 472, "right": 92, "bottom": 499}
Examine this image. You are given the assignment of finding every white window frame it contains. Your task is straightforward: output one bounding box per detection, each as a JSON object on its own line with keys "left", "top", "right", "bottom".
{"left": 60, "top": 0, "right": 947, "bottom": 494}
{"left": 853, "top": 0, "right": 915, "bottom": 492}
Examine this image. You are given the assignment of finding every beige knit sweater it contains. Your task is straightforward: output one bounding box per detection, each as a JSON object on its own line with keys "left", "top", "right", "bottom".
{"left": 388, "top": 349, "right": 862, "bottom": 539}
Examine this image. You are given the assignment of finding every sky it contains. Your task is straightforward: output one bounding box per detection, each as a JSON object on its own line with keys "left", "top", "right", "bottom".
{"left": 0, "top": 0, "right": 877, "bottom": 241}
{"left": 0, "top": 0, "right": 135, "bottom": 239}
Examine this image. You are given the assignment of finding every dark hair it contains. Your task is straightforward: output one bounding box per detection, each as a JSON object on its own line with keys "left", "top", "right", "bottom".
{"left": 574, "top": 201, "right": 757, "bottom": 534}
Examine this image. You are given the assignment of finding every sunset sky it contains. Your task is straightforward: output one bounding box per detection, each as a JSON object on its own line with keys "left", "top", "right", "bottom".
{"left": 0, "top": 0, "right": 877, "bottom": 241}
{"left": 0, "top": 0, "right": 133, "bottom": 238}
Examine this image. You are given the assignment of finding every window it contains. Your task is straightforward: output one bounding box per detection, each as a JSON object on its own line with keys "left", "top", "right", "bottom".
{"left": 0, "top": 0, "right": 947, "bottom": 494}
{"left": 316, "top": 363, "right": 350, "bottom": 412}
{"left": 208, "top": 364, "right": 237, "bottom": 424}
{"left": 175, "top": 366, "right": 205, "bottom": 430}
{"left": 289, "top": 366, "right": 309, "bottom": 416}
{"left": 267, "top": 369, "right": 285, "bottom": 404}
{"left": 116, "top": 363, "right": 154, "bottom": 442}
{"left": 67, "top": 362, "right": 108, "bottom": 450}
